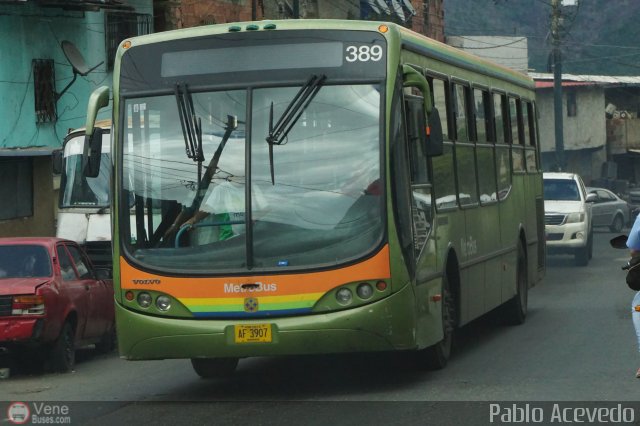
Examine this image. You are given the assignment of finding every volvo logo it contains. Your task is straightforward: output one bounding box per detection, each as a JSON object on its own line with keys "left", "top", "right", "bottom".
{"left": 244, "top": 297, "right": 259, "bottom": 313}
{"left": 132, "top": 279, "right": 161, "bottom": 285}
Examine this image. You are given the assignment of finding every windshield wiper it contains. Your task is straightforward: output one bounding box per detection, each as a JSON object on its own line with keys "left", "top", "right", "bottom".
{"left": 266, "top": 74, "right": 326, "bottom": 184}
{"left": 161, "top": 114, "right": 238, "bottom": 243}
{"left": 175, "top": 83, "right": 204, "bottom": 164}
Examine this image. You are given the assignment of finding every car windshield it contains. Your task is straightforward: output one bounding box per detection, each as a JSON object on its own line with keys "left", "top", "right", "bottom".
{"left": 0, "top": 245, "right": 52, "bottom": 278}
{"left": 544, "top": 179, "right": 581, "bottom": 201}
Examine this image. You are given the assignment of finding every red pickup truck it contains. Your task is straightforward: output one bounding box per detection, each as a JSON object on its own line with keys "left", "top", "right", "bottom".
{"left": 0, "top": 237, "right": 115, "bottom": 372}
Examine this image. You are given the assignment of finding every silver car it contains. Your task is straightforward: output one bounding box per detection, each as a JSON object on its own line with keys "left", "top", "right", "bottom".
{"left": 586, "top": 187, "right": 630, "bottom": 232}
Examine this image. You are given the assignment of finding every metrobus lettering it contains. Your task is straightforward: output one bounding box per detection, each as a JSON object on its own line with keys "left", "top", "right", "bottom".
{"left": 224, "top": 283, "right": 277, "bottom": 293}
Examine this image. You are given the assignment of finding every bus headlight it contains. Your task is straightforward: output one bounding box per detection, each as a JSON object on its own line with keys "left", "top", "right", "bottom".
{"left": 156, "top": 295, "right": 171, "bottom": 311}
{"left": 356, "top": 283, "right": 374, "bottom": 300}
{"left": 336, "top": 288, "right": 353, "bottom": 305}
{"left": 565, "top": 212, "right": 585, "bottom": 223}
{"left": 137, "top": 292, "right": 152, "bottom": 308}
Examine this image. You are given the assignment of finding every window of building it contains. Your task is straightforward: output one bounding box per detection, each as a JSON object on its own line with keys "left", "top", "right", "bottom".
{"left": 0, "top": 158, "right": 33, "bottom": 220}
{"left": 567, "top": 91, "right": 577, "bottom": 117}
{"left": 32, "top": 59, "right": 56, "bottom": 123}
{"left": 105, "top": 12, "right": 152, "bottom": 71}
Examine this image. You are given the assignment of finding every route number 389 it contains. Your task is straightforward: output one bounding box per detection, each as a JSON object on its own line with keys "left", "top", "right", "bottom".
{"left": 345, "top": 45, "right": 383, "bottom": 62}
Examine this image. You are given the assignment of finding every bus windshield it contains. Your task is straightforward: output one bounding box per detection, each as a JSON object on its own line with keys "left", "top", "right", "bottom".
{"left": 60, "top": 134, "right": 111, "bottom": 208}
{"left": 123, "top": 83, "right": 383, "bottom": 273}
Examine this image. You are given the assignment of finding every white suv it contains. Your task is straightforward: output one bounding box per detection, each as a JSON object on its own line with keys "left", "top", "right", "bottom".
{"left": 543, "top": 172, "right": 594, "bottom": 266}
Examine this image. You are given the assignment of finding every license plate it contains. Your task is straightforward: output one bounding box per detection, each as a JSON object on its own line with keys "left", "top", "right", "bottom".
{"left": 234, "top": 324, "right": 272, "bottom": 343}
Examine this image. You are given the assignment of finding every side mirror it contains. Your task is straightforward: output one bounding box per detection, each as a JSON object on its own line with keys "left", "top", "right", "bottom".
{"left": 83, "top": 86, "right": 110, "bottom": 178}
{"left": 402, "top": 65, "right": 443, "bottom": 157}
{"left": 610, "top": 234, "right": 628, "bottom": 249}
{"left": 586, "top": 193, "right": 597, "bottom": 203}
{"left": 83, "top": 127, "right": 103, "bottom": 178}
{"left": 52, "top": 149, "right": 63, "bottom": 175}
{"left": 95, "top": 267, "right": 112, "bottom": 280}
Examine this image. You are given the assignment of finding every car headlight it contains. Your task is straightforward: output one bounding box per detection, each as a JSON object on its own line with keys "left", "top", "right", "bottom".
{"left": 565, "top": 212, "right": 585, "bottom": 223}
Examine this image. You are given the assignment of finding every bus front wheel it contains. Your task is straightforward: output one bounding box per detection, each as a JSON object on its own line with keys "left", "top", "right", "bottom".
{"left": 191, "top": 357, "right": 239, "bottom": 378}
{"left": 423, "top": 273, "right": 456, "bottom": 370}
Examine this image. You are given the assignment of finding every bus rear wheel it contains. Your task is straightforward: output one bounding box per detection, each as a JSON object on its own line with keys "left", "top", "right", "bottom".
{"left": 191, "top": 357, "right": 239, "bottom": 378}
{"left": 423, "top": 274, "right": 455, "bottom": 370}
{"left": 503, "top": 240, "right": 528, "bottom": 325}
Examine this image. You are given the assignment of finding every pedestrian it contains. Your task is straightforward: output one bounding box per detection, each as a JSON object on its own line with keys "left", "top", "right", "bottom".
{"left": 625, "top": 214, "right": 640, "bottom": 378}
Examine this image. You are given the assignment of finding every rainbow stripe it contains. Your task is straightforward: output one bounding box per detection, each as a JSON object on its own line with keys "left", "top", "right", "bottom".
{"left": 180, "top": 292, "right": 324, "bottom": 318}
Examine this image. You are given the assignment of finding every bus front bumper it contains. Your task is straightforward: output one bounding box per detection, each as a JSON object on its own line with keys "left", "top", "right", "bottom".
{"left": 116, "top": 284, "right": 418, "bottom": 360}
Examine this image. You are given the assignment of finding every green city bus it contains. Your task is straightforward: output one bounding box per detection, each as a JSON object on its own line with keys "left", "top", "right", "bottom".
{"left": 82, "top": 19, "right": 545, "bottom": 377}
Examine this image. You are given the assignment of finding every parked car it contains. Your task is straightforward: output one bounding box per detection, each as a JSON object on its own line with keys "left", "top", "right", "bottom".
{"left": 586, "top": 187, "right": 630, "bottom": 232}
{"left": 543, "top": 172, "right": 594, "bottom": 266}
{"left": 0, "top": 237, "right": 114, "bottom": 372}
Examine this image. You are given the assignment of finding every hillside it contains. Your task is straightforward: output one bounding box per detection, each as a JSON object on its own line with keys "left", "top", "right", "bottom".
{"left": 444, "top": 0, "right": 640, "bottom": 76}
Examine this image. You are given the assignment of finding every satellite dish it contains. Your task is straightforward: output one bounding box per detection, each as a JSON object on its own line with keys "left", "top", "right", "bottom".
{"left": 56, "top": 40, "right": 104, "bottom": 100}
{"left": 62, "top": 40, "right": 91, "bottom": 76}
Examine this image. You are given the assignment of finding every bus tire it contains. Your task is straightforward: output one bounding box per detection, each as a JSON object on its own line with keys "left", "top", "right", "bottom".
{"left": 503, "top": 240, "right": 528, "bottom": 325}
{"left": 423, "top": 273, "right": 455, "bottom": 370}
{"left": 95, "top": 324, "right": 116, "bottom": 354}
{"left": 50, "top": 321, "right": 76, "bottom": 373}
{"left": 191, "top": 357, "right": 238, "bottom": 378}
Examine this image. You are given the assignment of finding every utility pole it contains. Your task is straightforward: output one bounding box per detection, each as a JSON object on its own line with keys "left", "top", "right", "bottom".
{"left": 293, "top": 0, "right": 300, "bottom": 18}
{"left": 551, "top": 0, "right": 565, "bottom": 171}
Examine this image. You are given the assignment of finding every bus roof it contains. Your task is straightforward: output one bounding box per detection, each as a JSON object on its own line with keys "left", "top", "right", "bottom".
{"left": 397, "top": 27, "right": 534, "bottom": 90}
{"left": 115, "top": 19, "right": 534, "bottom": 91}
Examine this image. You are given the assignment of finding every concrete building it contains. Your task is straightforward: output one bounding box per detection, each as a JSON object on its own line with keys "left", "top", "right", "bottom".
{"left": 0, "top": 0, "right": 152, "bottom": 237}
{"left": 447, "top": 36, "right": 529, "bottom": 74}
{"left": 531, "top": 73, "right": 640, "bottom": 189}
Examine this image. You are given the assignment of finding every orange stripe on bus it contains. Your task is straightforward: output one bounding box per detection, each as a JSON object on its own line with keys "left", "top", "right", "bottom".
{"left": 119, "top": 245, "right": 390, "bottom": 298}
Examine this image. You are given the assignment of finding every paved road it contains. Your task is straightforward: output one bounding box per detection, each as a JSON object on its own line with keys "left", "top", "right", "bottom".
{"left": 2, "top": 229, "right": 638, "bottom": 423}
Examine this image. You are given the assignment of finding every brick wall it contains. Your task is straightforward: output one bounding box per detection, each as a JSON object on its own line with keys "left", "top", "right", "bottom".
{"left": 165, "top": 0, "right": 263, "bottom": 30}
{"left": 163, "top": 0, "right": 444, "bottom": 41}
{"left": 412, "top": 0, "right": 445, "bottom": 42}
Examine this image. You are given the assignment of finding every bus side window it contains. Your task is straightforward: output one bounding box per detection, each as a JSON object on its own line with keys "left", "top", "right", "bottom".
{"left": 455, "top": 143, "right": 478, "bottom": 206}
{"left": 524, "top": 102, "right": 538, "bottom": 173}
{"left": 403, "top": 79, "right": 433, "bottom": 258}
{"left": 391, "top": 80, "right": 416, "bottom": 271}
{"left": 452, "top": 83, "right": 469, "bottom": 142}
{"left": 430, "top": 78, "right": 449, "bottom": 141}
{"left": 496, "top": 145, "right": 512, "bottom": 200}
{"left": 473, "top": 89, "right": 489, "bottom": 143}
{"left": 477, "top": 144, "right": 497, "bottom": 203}
{"left": 509, "top": 97, "right": 525, "bottom": 172}
{"left": 492, "top": 93, "right": 506, "bottom": 144}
